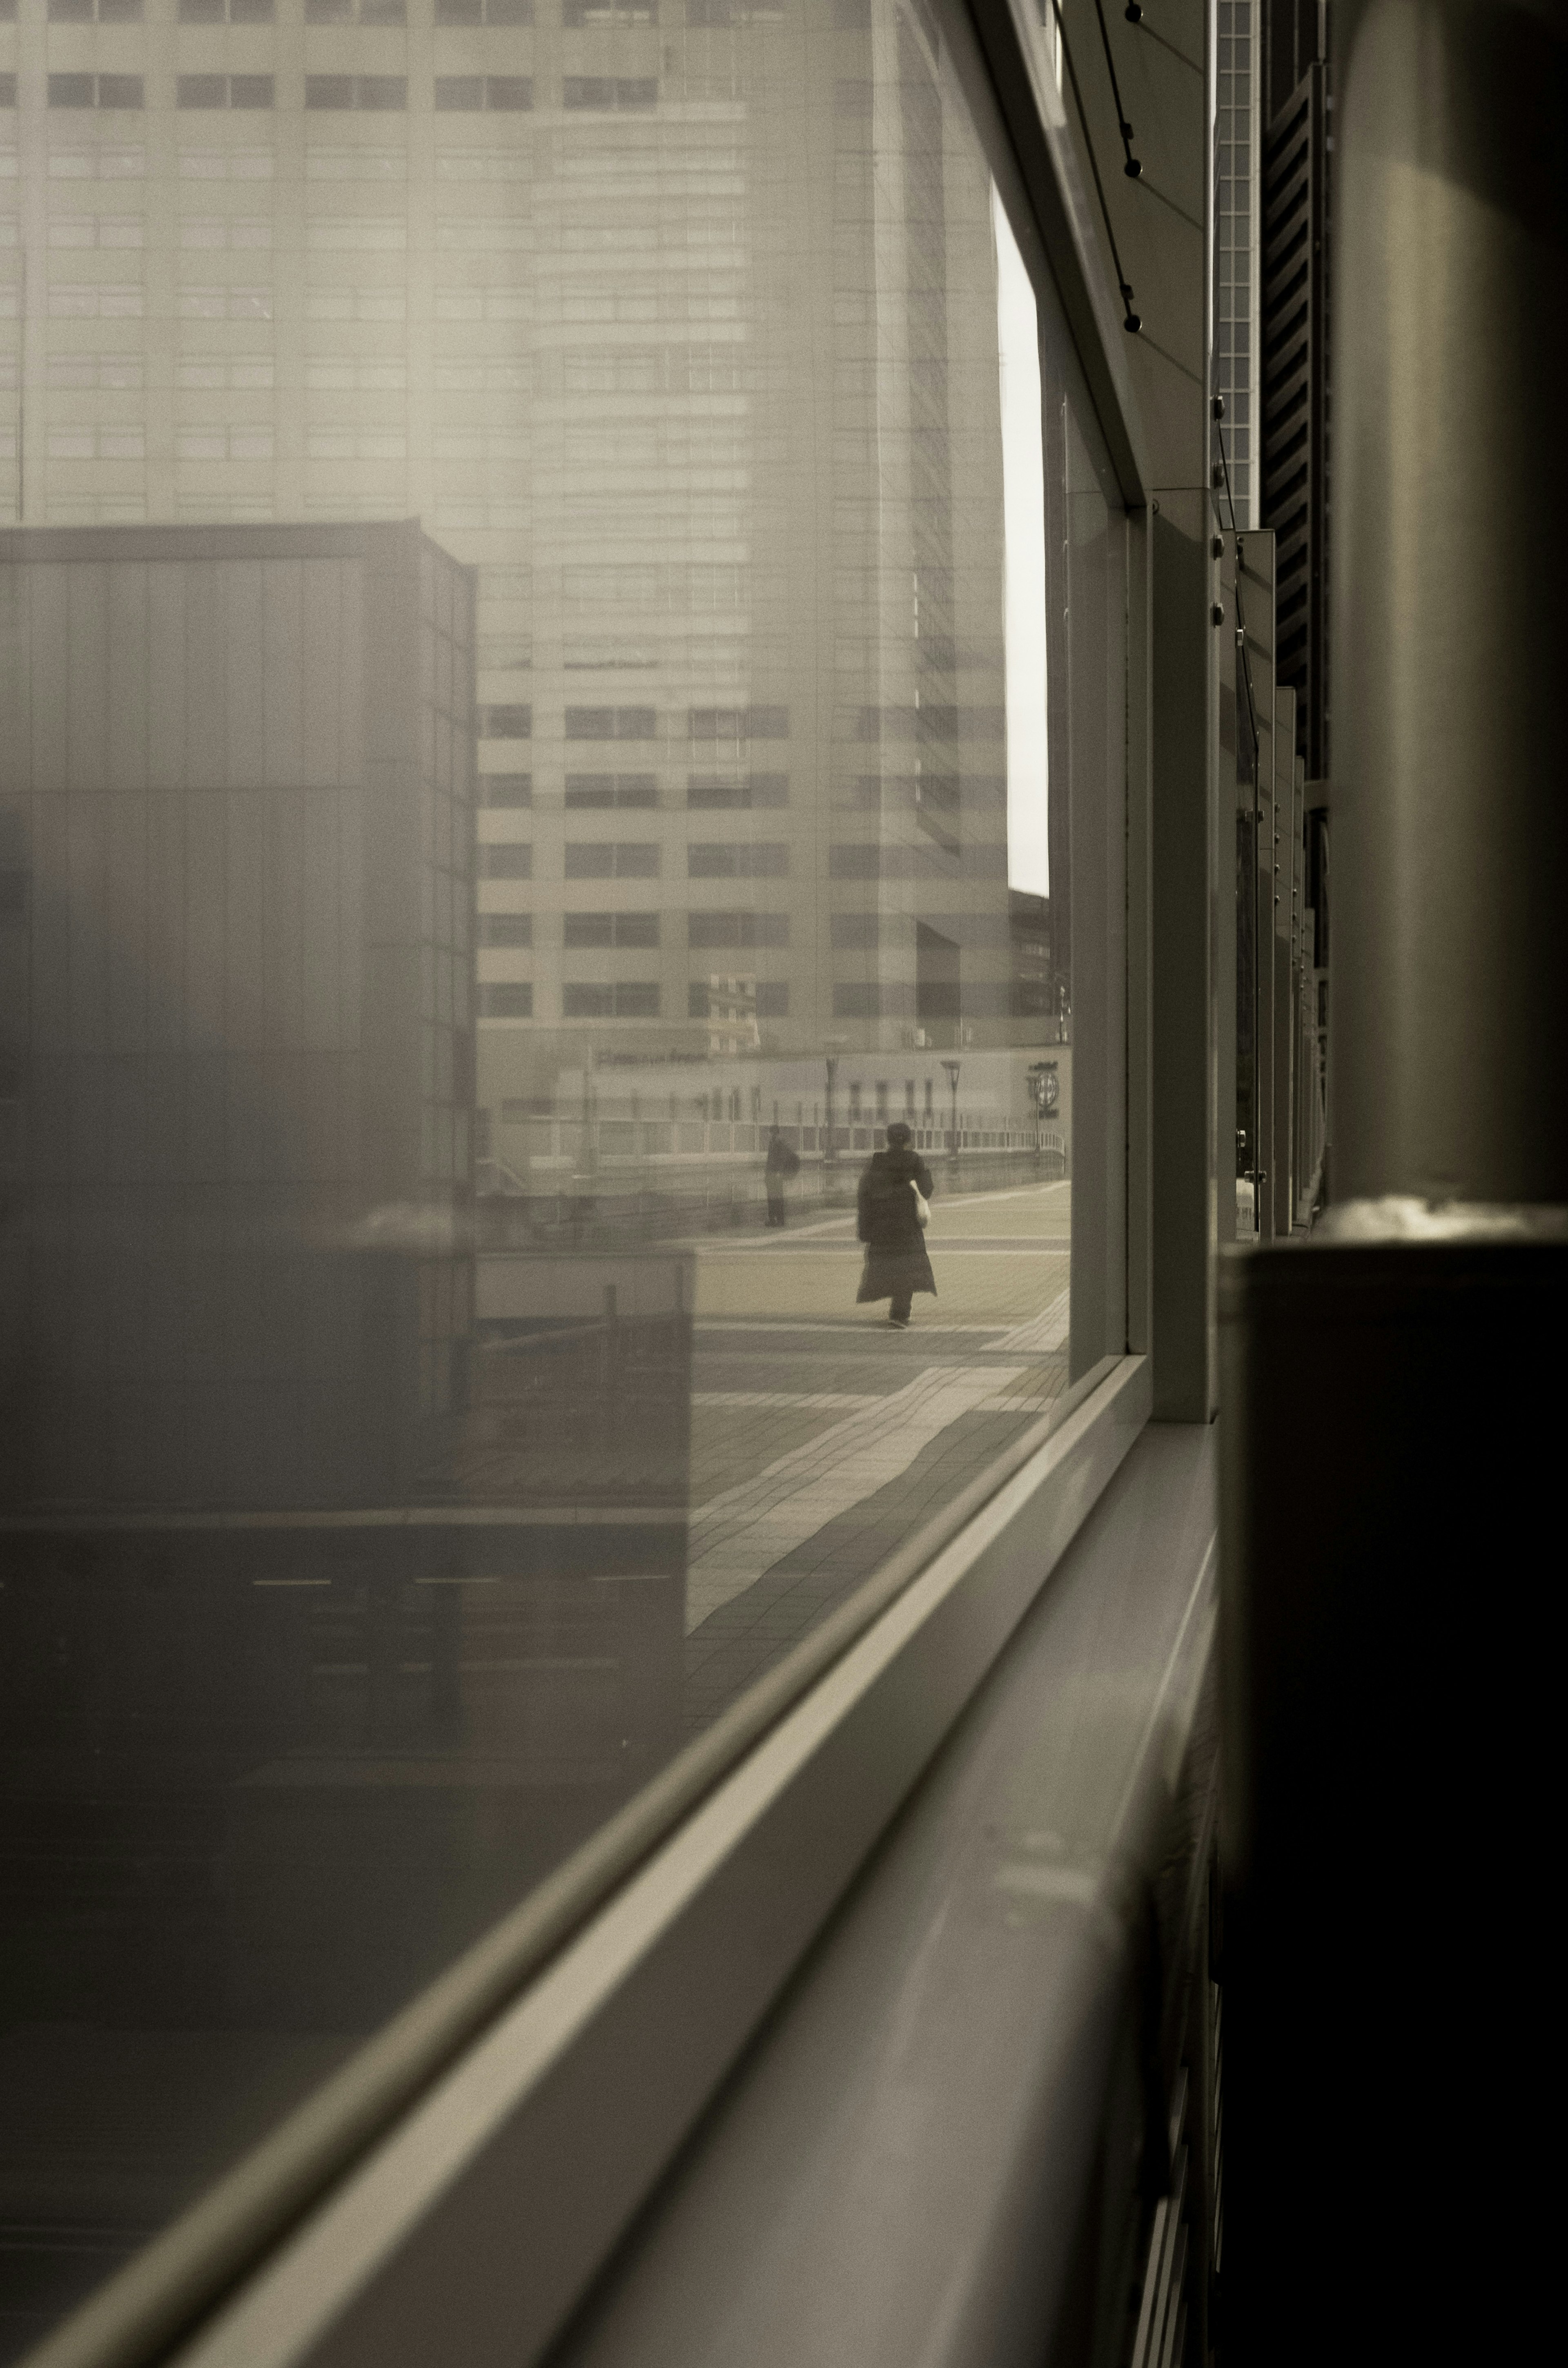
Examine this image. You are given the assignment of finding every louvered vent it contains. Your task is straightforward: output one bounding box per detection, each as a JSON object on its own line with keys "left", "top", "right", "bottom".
{"left": 1261, "top": 63, "right": 1330, "bottom": 778}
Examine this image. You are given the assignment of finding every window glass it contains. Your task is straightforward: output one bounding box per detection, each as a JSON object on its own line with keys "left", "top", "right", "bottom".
{"left": 0, "top": 3, "right": 1125, "bottom": 2352}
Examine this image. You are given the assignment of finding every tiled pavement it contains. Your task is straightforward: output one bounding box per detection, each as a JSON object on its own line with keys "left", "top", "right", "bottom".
{"left": 681, "top": 1182, "right": 1075, "bottom": 1732}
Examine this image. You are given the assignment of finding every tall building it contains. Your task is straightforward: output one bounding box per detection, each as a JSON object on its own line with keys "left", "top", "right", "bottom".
{"left": 0, "top": 0, "right": 1065, "bottom": 1197}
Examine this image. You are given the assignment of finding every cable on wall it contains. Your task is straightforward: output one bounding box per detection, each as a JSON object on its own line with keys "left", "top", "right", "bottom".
{"left": 1215, "top": 390, "right": 1267, "bottom": 1193}
{"left": 1051, "top": 0, "right": 1141, "bottom": 331}
{"left": 1091, "top": 0, "right": 1145, "bottom": 176}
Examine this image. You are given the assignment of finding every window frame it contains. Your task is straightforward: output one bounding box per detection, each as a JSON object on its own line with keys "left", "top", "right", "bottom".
{"left": 21, "top": 2, "right": 1166, "bottom": 2362}
{"left": 163, "top": 1362, "right": 1151, "bottom": 2368}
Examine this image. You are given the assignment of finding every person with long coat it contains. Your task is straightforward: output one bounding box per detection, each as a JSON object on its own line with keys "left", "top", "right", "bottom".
{"left": 764, "top": 1124, "right": 800, "bottom": 1227}
{"left": 855, "top": 1120, "right": 936, "bottom": 1327}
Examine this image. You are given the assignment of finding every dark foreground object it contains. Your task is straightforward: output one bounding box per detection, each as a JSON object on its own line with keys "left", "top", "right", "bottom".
{"left": 1218, "top": 1239, "right": 1561, "bottom": 2361}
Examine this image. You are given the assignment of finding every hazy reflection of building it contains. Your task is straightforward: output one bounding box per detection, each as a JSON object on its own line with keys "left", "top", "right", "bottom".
{"left": 475, "top": 0, "right": 1067, "bottom": 1184}
{"left": 0, "top": 524, "right": 689, "bottom": 2100}
{"left": 0, "top": 519, "right": 477, "bottom": 1507}
{"left": 0, "top": 2, "right": 1066, "bottom": 1200}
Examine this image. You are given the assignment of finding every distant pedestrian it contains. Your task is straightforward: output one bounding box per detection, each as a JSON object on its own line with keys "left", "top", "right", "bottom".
{"left": 764, "top": 1124, "right": 801, "bottom": 1227}
{"left": 855, "top": 1120, "right": 935, "bottom": 1327}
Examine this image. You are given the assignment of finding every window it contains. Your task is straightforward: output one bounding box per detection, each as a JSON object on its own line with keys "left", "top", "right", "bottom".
{"left": 689, "top": 704, "right": 790, "bottom": 739}
{"left": 479, "top": 982, "right": 533, "bottom": 1017}
{"left": 687, "top": 774, "right": 788, "bottom": 809}
{"left": 49, "top": 75, "right": 145, "bottom": 109}
{"left": 563, "top": 77, "right": 659, "bottom": 109}
{"left": 564, "top": 981, "right": 661, "bottom": 1017}
{"left": 434, "top": 77, "right": 535, "bottom": 111}
{"left": 0, "top": 4, "right": 1139, "bottom": 2353}
{"left": 305, "top": 77, "right": 408, "bottom": 110}
{"left": 564, "top": 843, "right": 659, "bottom": 879}
{"left": 178, "top": 77, "right": 276, "bottom": 109}
{"left": 565, "top": 912, "right": 660, "bottom": 948}
{"left": 566, "top": 705, "right": 657, "bottom": 740}
{"left": 565, "top": 774, "right": 657, "bottom": 809}
{"left": 479, "top": 845, "right": 532, "bottom": 878}
{"left": 479, "top": 705, "right": 532, "bottom": 739}
{"left": 831, "top": 912, "right": 880, "bottom": 948}
{"left": 687, "top": 910, "right": 788, "bottom": 948}
{"left": 688, "top": 843, "right": 789, "bottom": 877}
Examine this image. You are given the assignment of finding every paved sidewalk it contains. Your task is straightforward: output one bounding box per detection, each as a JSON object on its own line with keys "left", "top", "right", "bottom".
{"left": 684, "top": 1360, "right": 1025, "bottom": 1632}
{"left": 680, "top": 1184, "right": 1076, "bottom": 1727}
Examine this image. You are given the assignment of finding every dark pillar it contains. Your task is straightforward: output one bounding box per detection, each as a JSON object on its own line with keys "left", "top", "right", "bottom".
{"left": 1220, "top": 6, "right": 1568, "bottom": 2357}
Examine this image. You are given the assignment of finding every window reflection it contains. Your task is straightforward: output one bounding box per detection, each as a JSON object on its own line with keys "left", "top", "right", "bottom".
{"left": 0, "top": 3, "right": 1123, "bottom": 2354}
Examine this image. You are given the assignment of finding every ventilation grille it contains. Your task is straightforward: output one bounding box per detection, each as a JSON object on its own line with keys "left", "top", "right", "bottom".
{"left": 1131, "top": 2136, "right": 1190, "bottom": 2368}
{"left": 1261, "top": 62, "right": 1329, "bottom": 778}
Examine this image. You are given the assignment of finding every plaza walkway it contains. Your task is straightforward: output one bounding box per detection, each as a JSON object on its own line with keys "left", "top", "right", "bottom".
{"left": 680, "top": 1180, "right": 1073, "bottom": 1730}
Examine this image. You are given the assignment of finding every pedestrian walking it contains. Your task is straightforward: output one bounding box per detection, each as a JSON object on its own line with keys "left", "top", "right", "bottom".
{"left": 764, "top": 1124, "right": 801, "bottom": 1227}
{"left": 855, "top": 1120, "right": 935, "bottom": 1327}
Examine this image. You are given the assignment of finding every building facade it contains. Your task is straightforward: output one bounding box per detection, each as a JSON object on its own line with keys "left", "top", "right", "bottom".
{"left": 0, "top": 517, "right": 477, "bottom": 1505}
{"left": 0, "top": 0, "right": 1081, "bottom": 1186}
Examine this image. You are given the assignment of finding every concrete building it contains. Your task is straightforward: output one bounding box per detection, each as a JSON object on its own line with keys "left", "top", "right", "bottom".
{"left": 0, "top": 517, "right": 477, "bottom": 1506}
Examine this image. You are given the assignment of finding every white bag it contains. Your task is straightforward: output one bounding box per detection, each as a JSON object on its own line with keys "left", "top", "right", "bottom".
{"left": 910, "top": 1180, "right": 930, "bottom": 1229}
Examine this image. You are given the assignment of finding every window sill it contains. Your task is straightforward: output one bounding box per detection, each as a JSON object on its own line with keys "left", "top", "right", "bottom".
{"left": 154, "top": 1357, "right": 1152, "bottom": 2368}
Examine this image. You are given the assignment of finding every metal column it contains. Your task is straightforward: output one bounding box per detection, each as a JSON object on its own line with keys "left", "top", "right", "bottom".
{"left": 1220, "top": 4, "right": 1568, "bottom": 2356}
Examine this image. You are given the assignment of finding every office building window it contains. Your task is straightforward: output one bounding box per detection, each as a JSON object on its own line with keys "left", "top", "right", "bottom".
{"left": 0, "top": 6, "right": 1133, "bottom": 2347}
{"left": 687, "top": 910, "right": 788, "bottom": 948}
{"left": 307, "top": 0, "right": 408, "bottom": 18}
{"left": 565, "top": 774, "right": 657, "bottom": 809}
{"left": 479, "top": 982, "right": 533, "bottom": 1017}
{"left": 305, "top": 76, "right": 408, "bottom": 110}
{"left": 688, "top": 843, "right": 788, "bottom": 878}
{"left": 479, "top": 705, "right": 532, "bottom": 739}
{"left": 687, "top": 774, "right": 788, "bottom": 809}
{"left": 565, "top": 706, "right": 657, "bottom": 740}
{"left": 689, "top": 704, "right": 790, "bottom": 740}
{"left": 562, "top": 76, "right": 658, "bottom": 109}
{"left": 49, "top": 75, "right": 145, "bottom": 109}
{"left": 564, "top": 982, "right": 660, "bottom": 1018}
{"left": 479, "top": 845, "right": 532, "bottom": 879}
{"left": 435, "top": 77, "right": 535, "bottom": 110}
{"left": 565, "top": 912, "right": 659, "bottom": 948}
{"left": 564, "top": 843, "right": 659, "bottom": 879}
{"left": 178, "top": 77, "right": 276, "bottom": 109}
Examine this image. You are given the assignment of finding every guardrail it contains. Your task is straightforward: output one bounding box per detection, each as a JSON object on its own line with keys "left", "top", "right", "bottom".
{"left": 474, "top": 1139, "right": 1068, "bottom": 1249}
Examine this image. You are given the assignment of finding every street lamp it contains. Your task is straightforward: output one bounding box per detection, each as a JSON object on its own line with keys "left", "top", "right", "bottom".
{"left": 822, "top": 1037, "right": 849, "bottom": 1173}
{"left": 941, "top": 1057, "right": 961, "bottom": 1168}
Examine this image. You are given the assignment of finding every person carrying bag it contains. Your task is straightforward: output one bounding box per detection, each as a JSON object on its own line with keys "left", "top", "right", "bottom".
{"left": 855, "top": 1121, "right": 937, "bottom": 1328}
